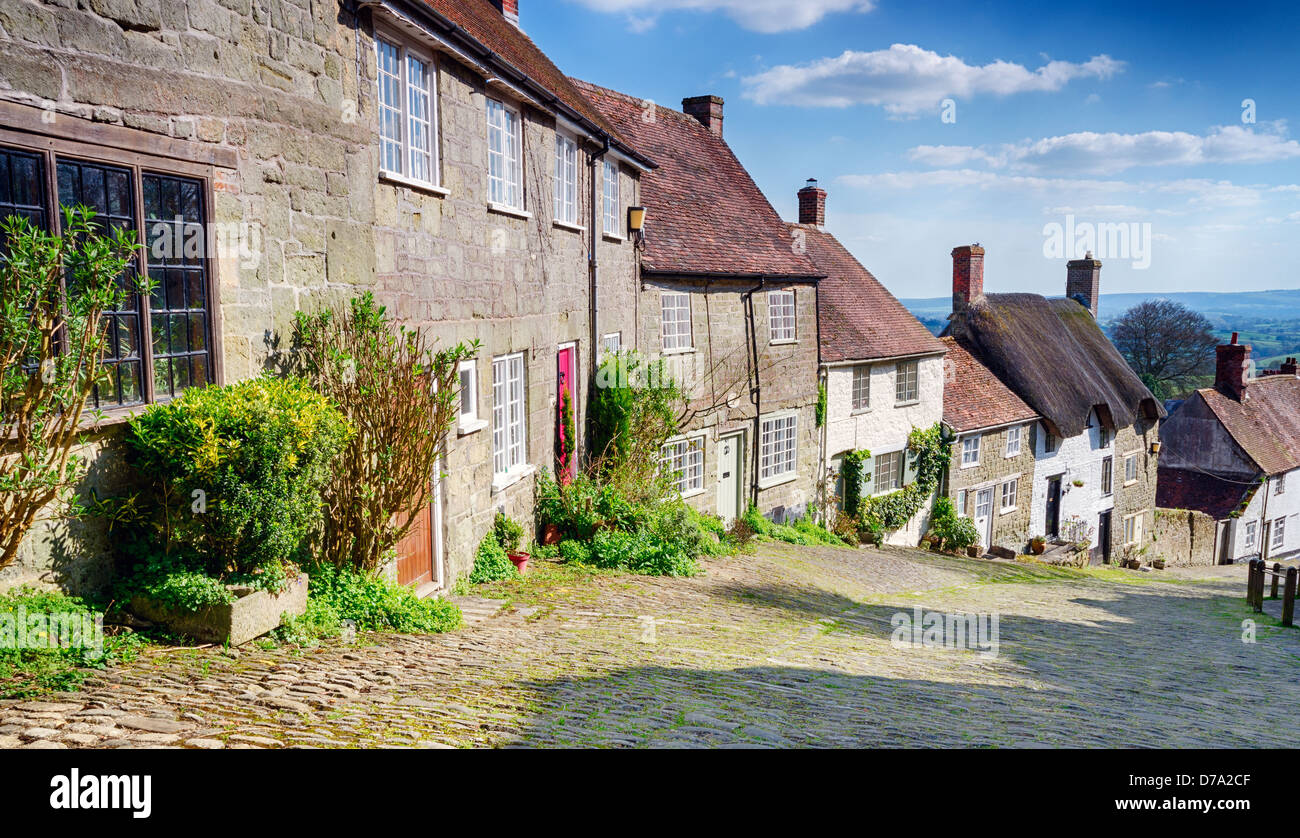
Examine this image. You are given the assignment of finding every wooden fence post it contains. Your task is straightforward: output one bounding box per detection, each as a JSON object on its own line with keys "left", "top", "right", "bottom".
{"left": 1252, "top": 560, "right": 1264, "bottom": 612}
{"left": 1283, "top": 568, "right": 1297, "bottom": 628}
{"left": 1273, "top": 563, "right": 1282, "bottom": 599}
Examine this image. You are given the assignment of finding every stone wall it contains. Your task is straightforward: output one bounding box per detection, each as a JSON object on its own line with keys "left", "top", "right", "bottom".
{"left": 1150, "top": 508, "right": 1218, "bottom": 567}
{"left": 638, "top": 277, "right": 820, "bottom": 521}
{"left": 0, "top": 0, "right": 641, "bottom": 590}
{"left": 946, "top": 421, "right": 1036, "bottom": 553}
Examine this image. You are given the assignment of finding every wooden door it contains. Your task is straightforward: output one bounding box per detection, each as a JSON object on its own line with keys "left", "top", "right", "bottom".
{"left": 556, "top": 346, "right": 577, "bottom": 482}
{"left": 717, "top": 433, "right": 742, "bottom": 524}
{"left": 1046, "top": 477, "right": 1062, "bottom": 539}
{"left": 1098, "top": 510, "right": 1112, "bottom": 563}
{"left": 974, "top": 487, "right": 994, "bottom": 550}
{"left": 395, "top": 501, "right": 433, "bottom": 587}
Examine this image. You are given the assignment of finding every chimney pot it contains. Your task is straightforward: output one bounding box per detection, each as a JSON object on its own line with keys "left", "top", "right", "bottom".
{"left": 1215, "top": 336, "right": 1252, "bottom": 401}
{"left": 682, "top": 95, "right": 724, "bottom": 137}
{"left": 489, "top": 0, "right": 520, "bottom": 26}
{"left": 797, "top": 178, "right": 827, "bottom": 226}
{"left": 1066, "top": 253, "right": 1102, "bottom": 317}
{"left": 951, "top": 244, "right": 986, "bottom": 315}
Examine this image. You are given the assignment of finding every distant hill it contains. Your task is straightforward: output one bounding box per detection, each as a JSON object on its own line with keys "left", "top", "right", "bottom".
{"left": 901, "top": 289, "right": 1300, "bottom": 333}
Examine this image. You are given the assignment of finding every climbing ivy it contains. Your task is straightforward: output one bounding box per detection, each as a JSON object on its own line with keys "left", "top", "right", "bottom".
{"left": 815, "top": 382, "right": 827, "bottom": 429}
{"left": 858, "top": 422, "right": 952, "bottom": 533}
{"left": 840, "top": 448, "right": 872, "bottom": 513}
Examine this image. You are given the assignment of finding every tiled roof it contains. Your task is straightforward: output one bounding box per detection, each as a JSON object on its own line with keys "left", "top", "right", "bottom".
{"left": 418, "top": 1, "right": 648, "bottom": 164}
{"left": 1199, "top": 375, "right": 1300, "bottom": 475}
{"left": 940, "top": 337, "right": 1038, "bottom": 432}
{"left": 1156, "top": 467, "right": 1252, "bottom": 520}
{"left": 945, "top": 294, "right": 1164, "bottom": 438}
{"left": 571, "top": 79, "right": 823, "bottom": 279}
{"left": 794, "top": 223, "right": 945, "bottom": 363}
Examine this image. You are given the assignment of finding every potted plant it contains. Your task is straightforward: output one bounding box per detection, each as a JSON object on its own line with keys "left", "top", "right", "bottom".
{"left": 1071, "top": 479, "right": 1085, "bottom": 488}
{"left": 494, "top": 512, "right": 529, "bottom": 573}
{"left": 1029, "top": 535, "right": 1046, "bottom": 555}
{"left": 1152, "top": 556, "right": 1166, "bottom": 570}
{"left": 967, "top": 544, "right": 982, "bottom": 558}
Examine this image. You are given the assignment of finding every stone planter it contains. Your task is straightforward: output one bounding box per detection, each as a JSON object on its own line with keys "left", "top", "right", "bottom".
{"left": 131, "top": 573, "right": 309, "bottom": 646}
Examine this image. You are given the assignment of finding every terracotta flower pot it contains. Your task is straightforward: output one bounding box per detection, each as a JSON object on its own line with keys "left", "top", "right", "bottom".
{"left": 508, "top": 552, "right": 529, "bottom": 573}
{"left": 1030, "top": 541, "right": 1046, "bottom": 555}
{"left": 541, "top": 524, "right": 561, "bottom": 546}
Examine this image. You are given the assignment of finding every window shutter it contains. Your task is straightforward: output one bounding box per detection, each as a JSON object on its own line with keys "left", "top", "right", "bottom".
{"left": 902, "top": 448, "right": 919, "bottom": 486}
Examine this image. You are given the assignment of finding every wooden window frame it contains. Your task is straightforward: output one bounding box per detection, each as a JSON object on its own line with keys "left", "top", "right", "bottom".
{"left": 768, "top": 288, "right": 796, "bottom": 344}
{"left": 894, "top": 359, "right": 919, "bottom": 404}
{"left": 660, "top": 433, "right": 705, "bottom": 497}
{"left": 375, "top": 30, "right": 440, "bottom": 187}
{"left": 0, "top": 110, "right": 224, "bottom": 423}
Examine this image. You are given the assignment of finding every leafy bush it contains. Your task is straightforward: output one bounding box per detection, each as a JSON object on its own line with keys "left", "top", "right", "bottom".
{"left": 293, "top": 293, "right": 474, "bottom": 571}
{"left": 469, "top": 535, "right": 518, "bottom": 584}
{"left": 0, "top": 207, "right": 143, "bottom": 572}
{"left": 557, "top": 539, "right": 592, "bottom": 564}
{"left": 590, "top": 528, "right": 699, "bottom": 576}
{"left": 278, "top": 563, "right": 461, "bottom": 642}
{"left": 928, "top": 496, "right": 979, "bottom": 551}
{"left": 858, "top": 423, "right": 951, "bottom": 534}
{"left": 0, "top": 587, "right": 144, "bottom": 698}
{"left": 125, "top": 377, "right": 350, "bottom": 591}
{"left": 493, "top": 512, "right": 525, "bottom": 554}
{"left": 724, "top": 516, "right": 756, "bottom": 549}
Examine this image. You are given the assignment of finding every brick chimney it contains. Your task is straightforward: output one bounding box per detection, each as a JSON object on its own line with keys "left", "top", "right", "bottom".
{"left": 797, "top": 179, "right": 826, "bottom": 226}
{"left": 682, "top": 95, "right": 724, "bottom": 137}
{"left": 1066, "top": 250, "right": 1101, "bottom": 317}
{"left": 1215, "top": 332, "right": 1251, "bottom": 401}
{"left": 951, "top": 244, "right": 985, "bottom": 314}
{"left": 489, "top": 0, "right": 519, "bottom": 26}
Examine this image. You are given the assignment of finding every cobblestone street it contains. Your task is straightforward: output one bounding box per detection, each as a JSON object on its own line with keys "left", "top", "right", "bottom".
{"left": 3, "top": 545, "right": 1297, "bottom": 748}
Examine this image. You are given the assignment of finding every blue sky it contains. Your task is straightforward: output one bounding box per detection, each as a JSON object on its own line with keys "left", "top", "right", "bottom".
{"left": 523, "top": 0, "right": 1300, "bottom": 299}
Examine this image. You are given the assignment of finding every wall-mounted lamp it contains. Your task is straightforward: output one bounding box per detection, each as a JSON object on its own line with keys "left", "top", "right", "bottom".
{"left": 627, "top": 205, "right": 647, "bottom": 251}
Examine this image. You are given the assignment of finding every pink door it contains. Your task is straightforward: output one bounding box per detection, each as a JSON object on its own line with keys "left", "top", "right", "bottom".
{"left": 556, "top": 347, "right": 577, "bottom": 482}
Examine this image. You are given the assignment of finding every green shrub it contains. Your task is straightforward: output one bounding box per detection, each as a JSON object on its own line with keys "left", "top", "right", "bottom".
{"left": 929, "top": 496, "right": 979, "bottom": 550}
{"left": 591, "top": 528, "right": 698, "bottom": 576}
{"left": 724, "top": 516, "right": 756, "bottom": 549}
{"left": 558, "top": 539, "right": 592, "bottom": 564}
{"left": 468, "top": 535, "right": 518, "bottom": 584}
{"left": 281, "top": 563, "right": 461, "bottom": 639}
{"left": 125, "top": 377, "right": 351, "bottom": 590}
{"left": 0, "top": 587, "right": 144, "bottom": 698}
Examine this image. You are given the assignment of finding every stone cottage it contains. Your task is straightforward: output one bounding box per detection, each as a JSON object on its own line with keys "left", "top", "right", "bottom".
{"left": 786, "top": 181, "right": 947, "bottom": 546}
{"left": 940, "top": 337, "right": 1040, "bottom": 554}
{"left": 943, "top": 246, "right": 1164, "bottom": 563}
{"left": 573, "top": 81, "right": 824, "bottom": 525}
{"left": 0, "top": 0, "right": 652, "bottom": 592}
{"left": 1157, "top": 337, "right": 1300, "bottom": 564}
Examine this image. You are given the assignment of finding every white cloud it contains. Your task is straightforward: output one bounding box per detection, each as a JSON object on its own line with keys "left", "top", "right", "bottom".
{"left": 905, "top": 122, "right": 1300, "bottom": 175}
{"left": 570, "top": 0, "right": 875, "bottom": 33}
{"left": 741, "top": 44, "right": 1124, "bottom": 114}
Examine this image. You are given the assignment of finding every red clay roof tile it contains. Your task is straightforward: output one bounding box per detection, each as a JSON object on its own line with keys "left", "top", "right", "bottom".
{"left": 940, "top": 337, "right": 1038, "bottom": 432}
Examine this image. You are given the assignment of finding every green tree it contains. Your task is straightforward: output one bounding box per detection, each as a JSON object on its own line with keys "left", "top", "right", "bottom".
{"left": 1111, "top": 300, "right": 1217, "bottom": 398}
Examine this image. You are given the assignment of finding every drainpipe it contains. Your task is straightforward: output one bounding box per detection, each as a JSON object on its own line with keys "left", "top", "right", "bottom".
{"left": 586, "top": 134, "right": 610, "bottom": 468}
{"left": 742, "top": 278, "right": 765, "bottom": 508}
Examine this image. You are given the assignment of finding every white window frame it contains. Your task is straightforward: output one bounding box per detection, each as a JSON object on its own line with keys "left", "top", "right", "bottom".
{"left": 487, "top": 97, "right": 523, "bottom": 210}
{"left": 602, "top": 159, "right": 620, "bottom": 236}
{"left": 1123, "top": 452, "right": 1139, "bottom": 485}
{"left": 491, "top": 352, "right": 527, "bottom": 479}
{"left": 1123, "top": 512, "right": 1142, "bottom": 546}
{"left": 1276, "top": 473, "right": 1287, "bottom": 495}
{"left": 851, "top": 364, "right": 870, "bottom": 411}
{"left": 660, "top": 434, "right": 705, "bottom": 497}
{"left": 1000, "top": 478, "right": 1017, "bottom": 512}
{"left": 1244, "top": 520, "right": 1258, "bottom": 551}
{"left": 600, "top": 332, "right": 621, "bottom": 354}
{"left": 1005, "top": 426, "right": 1021, "bottom": 457}
{"left": 759, "top": 411, "right": 798, "bottom": 487}
{"left": 660, "top": 291, "right": 693, "bottom": 352}
{"left": 457, "top": 359, "right": 487, "bottom": 435}
{"left": 768, "top": 289, "right": 796, "bottom": 343}
{"left": 1272, "top": 516, "right": 1286, "bottom": 551}
{"left": 961, "top": 435, "right": 981, "bottom": 468}
{"left": 956, "top": 489, "right": 968, "bottom": 517}
{"left": 376, "top": 34, "right": 439, "bottom": 188}
{"left": 873, "top": 450, "right": 903, "bottom": 495}
{"left": 895, "top": 360, "right": 919, "bottom": 404}
{"left": 554, "top": 130, "right": 579, "bottom": 226}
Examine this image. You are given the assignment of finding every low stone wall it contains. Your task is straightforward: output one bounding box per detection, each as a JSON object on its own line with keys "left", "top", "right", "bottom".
{"left": 1151, "top": 508, "right": 1218, "bottom": 567}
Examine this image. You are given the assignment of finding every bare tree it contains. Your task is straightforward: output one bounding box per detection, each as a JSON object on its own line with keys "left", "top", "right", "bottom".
{"left": 1110, "top": 300, "right": 1217, "bottom": 399}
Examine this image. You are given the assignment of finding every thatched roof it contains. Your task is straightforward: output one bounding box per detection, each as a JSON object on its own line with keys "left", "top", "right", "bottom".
{"left": 944, "top": 293, "right": 1164, "bottom": 438}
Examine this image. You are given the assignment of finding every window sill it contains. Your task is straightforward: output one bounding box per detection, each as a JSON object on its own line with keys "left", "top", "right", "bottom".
{"left": 870, "top": 487, "right": 903, "bottom": 499}
{"left": 1123, "top": 480, "right": 1138, "bottom": 487}
{"left": 770, "top": 339, "right": 798, "bottom": 347}
{"left": 491, "top": 463, "right": 536, "bottom": 494}
{"left": 757, "top": 471, "right": 796, "bottom": 491}
{"left": 850, "top": 406, "right": 872, "bottom": 416}
{"left": 602, "top": 232, "right": 624, "bottom": 243}
{"left": 679, "top": 486, "right": 706, "bottom": 500}
{"left": 960, "top": 461, "right": 980, "bottom": 470}
{"left": 662, "top": 346, "right": 695, "bottom": 356}
{"left": 553, "top": 219, "right": 585, "bottom": 233}
{"left": 894, "top": 399, "right": 920, "bottom": 408}
{"left": 1000, "top": 506, "right": 1017, "bottom": 515}
{"left": 1003, "top": 451, "right": 1021, "bottom": 459}
{"left": 379, "top": 170, "right": 448, "bottom": 197}
{"left": 457, "top": 417, "right": 489, "bottom": 437}
{"left": 487, "top": 202, "right": 531, "bottom": 220}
